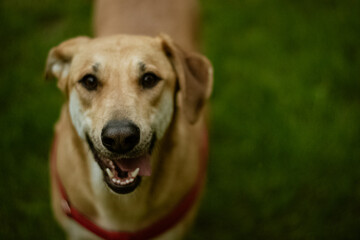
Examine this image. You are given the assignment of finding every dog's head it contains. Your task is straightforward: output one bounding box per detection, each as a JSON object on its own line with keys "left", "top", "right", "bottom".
{"left": 45, "top": 34, "right": 212, "bottom": 194}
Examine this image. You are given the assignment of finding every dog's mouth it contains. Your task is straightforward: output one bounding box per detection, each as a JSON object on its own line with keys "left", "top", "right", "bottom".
{"left": 86, "top": 134, "right": 156, "bottom": 194}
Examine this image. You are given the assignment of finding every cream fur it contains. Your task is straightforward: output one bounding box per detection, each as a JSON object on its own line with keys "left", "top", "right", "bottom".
{"left": 47, "top": 1, "right": 212, "bottom": 239}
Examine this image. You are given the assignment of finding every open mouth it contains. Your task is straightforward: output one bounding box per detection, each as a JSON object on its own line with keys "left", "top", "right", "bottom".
{"left": 86, "top": 134, "right": 156, "bottom": 194}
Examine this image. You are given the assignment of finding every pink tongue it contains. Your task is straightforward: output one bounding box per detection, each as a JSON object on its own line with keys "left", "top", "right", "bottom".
{"left": 114, "top": 155, "right": 152, "bottom": 176}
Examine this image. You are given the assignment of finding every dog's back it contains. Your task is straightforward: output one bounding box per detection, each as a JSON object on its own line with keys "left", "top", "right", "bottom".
{"left": 94, "top": 0, "right": 200, "bottom": 51}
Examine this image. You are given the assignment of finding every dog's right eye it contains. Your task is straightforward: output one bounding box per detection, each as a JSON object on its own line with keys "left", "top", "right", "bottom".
{"left": 140, "top": 72, "right": 161, "bottom": 89}
{"left": 79, "top": 74, "right": 98, "bottom": 91}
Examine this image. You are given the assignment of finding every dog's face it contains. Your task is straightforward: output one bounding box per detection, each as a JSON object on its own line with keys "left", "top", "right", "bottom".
{"left": 46, "top": 34, "right": 212, "bottom": 194}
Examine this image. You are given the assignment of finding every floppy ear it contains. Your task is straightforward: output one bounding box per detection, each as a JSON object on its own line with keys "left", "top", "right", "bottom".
{"left": 160, "top": 34, "right": 213, "bottom": 124}
{"left": 44, "top": 36, "right": 91, "bottom": 92}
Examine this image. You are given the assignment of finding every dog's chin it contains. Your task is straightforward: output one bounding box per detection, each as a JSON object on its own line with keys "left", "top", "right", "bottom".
{"left": 85, "top": 134, "right": 156, "bottom": 194}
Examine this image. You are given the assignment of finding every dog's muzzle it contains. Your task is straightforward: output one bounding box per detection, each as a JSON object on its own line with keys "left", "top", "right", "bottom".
{"left": 86, "top": 120, "right": 156, "bottom": 194}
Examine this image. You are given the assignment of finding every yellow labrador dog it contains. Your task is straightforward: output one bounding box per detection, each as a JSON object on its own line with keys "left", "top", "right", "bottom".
{"left": 46, "top": 1, "right": 212, "bottom": 239}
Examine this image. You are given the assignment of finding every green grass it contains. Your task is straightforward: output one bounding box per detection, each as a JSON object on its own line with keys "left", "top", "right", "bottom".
{"left": 1, "top": 0, "right": 360, "bottom": 239}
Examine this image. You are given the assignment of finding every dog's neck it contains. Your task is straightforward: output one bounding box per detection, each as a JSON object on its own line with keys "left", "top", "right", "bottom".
{"left": 55, "top": 104, "right": 201, "bottom": 231}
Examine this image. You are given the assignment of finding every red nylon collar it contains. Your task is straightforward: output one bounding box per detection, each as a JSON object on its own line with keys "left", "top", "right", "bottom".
{"left": 50, "top": 129, "right": 208, "bottom": 240}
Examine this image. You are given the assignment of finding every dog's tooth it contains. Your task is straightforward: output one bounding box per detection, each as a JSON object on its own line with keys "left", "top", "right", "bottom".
{"left": 112, "top": 178, "right": 117, "bottom": 183}
{"left": 130, "top": 168, "right": 140, "bottom": 178}
{"left": 106, "top": 168, "right": 114, "bottom": 178}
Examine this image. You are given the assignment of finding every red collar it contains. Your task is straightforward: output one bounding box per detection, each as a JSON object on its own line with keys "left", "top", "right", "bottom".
{"left": 51, "top": 129, "right": 208, "bottom": 240}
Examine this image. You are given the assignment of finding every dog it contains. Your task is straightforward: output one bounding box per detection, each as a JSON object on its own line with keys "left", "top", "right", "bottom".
{"left": 45, "top": 1, "right": 213, "bottom": 239}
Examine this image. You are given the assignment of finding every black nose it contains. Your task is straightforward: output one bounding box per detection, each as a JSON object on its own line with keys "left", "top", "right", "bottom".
{"left": 101, "top": 120, "right": 140, "bottom": 154}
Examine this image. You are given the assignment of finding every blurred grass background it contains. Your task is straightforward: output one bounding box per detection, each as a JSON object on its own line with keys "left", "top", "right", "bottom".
{"left": 0, "top": 0, "right": 360, "bottom": 239}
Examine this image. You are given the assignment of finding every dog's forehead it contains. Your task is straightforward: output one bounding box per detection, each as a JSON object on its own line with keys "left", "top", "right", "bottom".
{"left": 88, "top": 35, "right": 162, "bottom": 57}
{"left": 74, "top": 35, "right": 167, "bottom": 72}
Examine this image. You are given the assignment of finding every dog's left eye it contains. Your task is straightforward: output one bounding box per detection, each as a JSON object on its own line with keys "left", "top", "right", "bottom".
{"left": 140, "top": 73, "right": 161, "bottom": 89}
{"left": 79, "top": 74, "right": 98, "bottom": 91}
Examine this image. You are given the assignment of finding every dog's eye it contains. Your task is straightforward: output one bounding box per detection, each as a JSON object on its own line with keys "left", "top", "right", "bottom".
{"left": 80, "top": 74, "right": 98, "bottom": 91}
{"left": 140, "top": 73, "right": 161, "bottom": 89}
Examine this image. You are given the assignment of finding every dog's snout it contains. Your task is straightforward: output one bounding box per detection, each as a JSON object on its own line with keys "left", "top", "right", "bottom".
{"left": 101, "top": 120, "right": 140, "bottom": 154}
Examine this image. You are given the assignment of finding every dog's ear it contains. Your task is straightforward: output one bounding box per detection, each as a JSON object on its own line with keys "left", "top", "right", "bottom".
{"left": 159, "top": 34, "right": 213, "bottom": 124}
{"left": 45, "top": 36, "right": 91, "bottom": 92}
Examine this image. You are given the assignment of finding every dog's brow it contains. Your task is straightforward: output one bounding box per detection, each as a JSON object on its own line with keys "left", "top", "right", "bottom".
{"left": 92, "top": 63, "right": 100, "bottom": 72}
{"left": 138, "top": 62, "right": 146, "bottom": 73}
